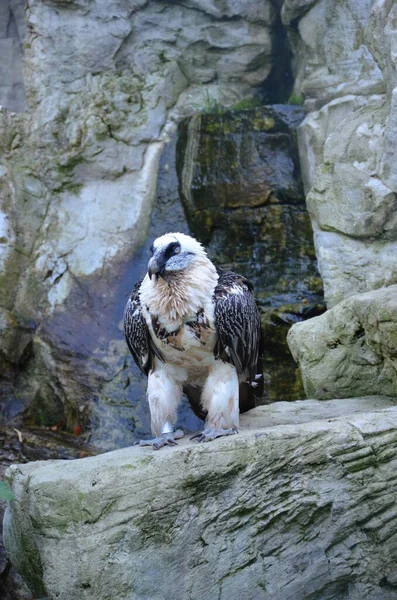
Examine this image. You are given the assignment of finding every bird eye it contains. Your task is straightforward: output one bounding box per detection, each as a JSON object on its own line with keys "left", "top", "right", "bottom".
{"left": 174, "top": 245, "right": 181, "bottom": 255}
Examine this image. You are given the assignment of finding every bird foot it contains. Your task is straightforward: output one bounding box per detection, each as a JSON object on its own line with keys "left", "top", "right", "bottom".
{"left": 136, "top": 429, "right": 184, "bottom": 450}
{"left": 191, "top": 427, "right": 239, "bottom": 443}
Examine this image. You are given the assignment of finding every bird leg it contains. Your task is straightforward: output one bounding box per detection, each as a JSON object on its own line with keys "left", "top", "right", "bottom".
{"left": 137, "top": 428, "right": 184, "bottom": 450}
{"left": 193, "top": 362, "right": 240, "bottom": 443}
{"left": 140, "top": 366, "right": 184, "bottom": 449}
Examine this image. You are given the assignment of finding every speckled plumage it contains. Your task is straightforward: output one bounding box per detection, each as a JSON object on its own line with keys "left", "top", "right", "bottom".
{"left": 124, "top": 233, "right": 263, "bottom": 443}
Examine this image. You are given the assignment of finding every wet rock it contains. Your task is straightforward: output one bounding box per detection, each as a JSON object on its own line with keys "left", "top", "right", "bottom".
{"left": 177, "top": 105, "right": 325, "bottom": 400}
{"left": 288, "top": 285, "right": 397, "bottom": 400}
{"left": 0, "top": 308, "right": 36, "bottom": 429}
{"left": 4, "top": 397, "right": 397, "bottom": 600}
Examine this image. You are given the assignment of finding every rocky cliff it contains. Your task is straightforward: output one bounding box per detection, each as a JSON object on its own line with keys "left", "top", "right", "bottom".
{"left": 286, "top": 0, "right": 397, "bottom": 403}
{"left": 286, "top": 0, "right": 397, "bottom": 307}
{"left": 0, "top": 0, "right": 291, "bottom": 446}
{"left": 2, "top": 0, "right": 394, "bottom": 443}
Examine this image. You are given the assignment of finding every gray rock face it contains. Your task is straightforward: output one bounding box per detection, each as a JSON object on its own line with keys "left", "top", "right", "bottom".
{"left": 0, "top": 0, "right": 281, "bottom": 444}
{"left": 0, "top": 0, "right": 26, "bottom": 112}
{"left": 287, "top": 0, "right": 397, "bottom": 307}
{"left": 283, "top": 0, "right": 384, "bottom": 110}
{"left": 288, "top": 285, "right": 397, "bottom": 400}
{"left": 4, "top": 397, "right": 397, "bottom": 600}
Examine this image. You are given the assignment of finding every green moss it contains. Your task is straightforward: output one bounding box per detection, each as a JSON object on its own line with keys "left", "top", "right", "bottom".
{"left": 287, "top": 92, "right": 304, "bottom": 106}
{"left": 343, "top": 455, "right": 376, "bottom": 473}
{"left": 0, "top": 250, "right": 26, "bottom": 309}
{"left": 55, "top": 107, "right": 70, "bottom": 124}
{"left": 231, "top": 98, "right": 261, "bottom": 111}
{"left": 321, "top": 162, "right": 333, "bottom": 174}
{"left": 0, "top": 481, "right": 16, "bottom": 501}
{"left": 252, "top": 116, "right": 276, "bottom": 131}
{"left": 158, "top": 50, "right": 170, "bottom": 64}
{"left": 138, "top": 456, "right": 154, "bottom": 468}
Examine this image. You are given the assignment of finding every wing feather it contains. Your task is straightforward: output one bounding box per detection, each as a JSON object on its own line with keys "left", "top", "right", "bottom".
{"left": 214, "top": 269, "right": 263, "bottom": 397}
{"left": 124, "top": 281, "right": 163, "bottom": 376}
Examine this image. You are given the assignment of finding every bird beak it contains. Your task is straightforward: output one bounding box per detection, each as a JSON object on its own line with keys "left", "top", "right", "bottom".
{"left": 148, "top": 254, "right": 167, "bottom": 281}
{"left": 148, "top": 257, "right": 159, "bottom": 281}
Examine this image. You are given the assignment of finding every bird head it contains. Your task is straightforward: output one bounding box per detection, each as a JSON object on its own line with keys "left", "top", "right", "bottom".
{"left": 147, "top": 233, "right": 206, "bottom": 281}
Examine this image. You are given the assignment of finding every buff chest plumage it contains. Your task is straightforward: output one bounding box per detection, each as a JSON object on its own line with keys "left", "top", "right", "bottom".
{"left": 124, "top": 232, "right": 263, "bottom": 449}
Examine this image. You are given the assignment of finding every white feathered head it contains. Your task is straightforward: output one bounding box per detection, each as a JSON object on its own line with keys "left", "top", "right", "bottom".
{"left": 147, "top": 233, "right": 208, "bottom": 280}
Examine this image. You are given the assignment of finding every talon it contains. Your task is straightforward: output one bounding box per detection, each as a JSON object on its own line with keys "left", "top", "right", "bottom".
{"left": 153, "top": 436, "right": 178, "bottom": 450}
{"left": 192, "top": 427, "right": 239, "bottom": 443}
{"left": 136, "top": 430, "right": 184, "bottom": 450}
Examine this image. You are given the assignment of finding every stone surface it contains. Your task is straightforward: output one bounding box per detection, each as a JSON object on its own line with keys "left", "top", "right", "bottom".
{"left": 0, "top": 0, "right": 26, "bottom": 112}
{"left": 312, "top": 232, "right": 397, "bottom": 309}
{"left": 286, "top": 0, "right": 397, "bottom": 307}
{"left": 177, "top": 105, "right": 325, "bottom": 401}
{"left": 4, "top": 396, "right": 397, "bottom": 600}
{"left": 288, "top": 285, "right": 397, "bottom": 400}
{"left": 283, "top": 0, "right": 384, "bottom": 110}
{"left": 4, "top": 2, "right": 397, "bottom": 599}
{"left": 0, "top": 0, "right": 283, "bottom": 445}
{"left": 0, "top": 424, "right": 101, "bottom": 600}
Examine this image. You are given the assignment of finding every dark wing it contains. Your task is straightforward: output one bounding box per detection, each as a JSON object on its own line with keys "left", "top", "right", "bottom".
{"left": 124, "top": 281, "right": 163, "bottom": 376}
{"left": 214, "top": 269, "right": 264, "bottom": 398}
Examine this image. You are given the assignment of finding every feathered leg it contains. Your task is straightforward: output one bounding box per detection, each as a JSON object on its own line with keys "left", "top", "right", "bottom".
{"left": 192, "top": 361, "right": 239, "bottom": 443}
{"left": 137, "top": 364, "right": 184, "bottom": 450}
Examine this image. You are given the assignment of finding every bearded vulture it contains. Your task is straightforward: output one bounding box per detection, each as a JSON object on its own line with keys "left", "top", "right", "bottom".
{"left": 124, "top": 232, "right": 263, "bottom": 449}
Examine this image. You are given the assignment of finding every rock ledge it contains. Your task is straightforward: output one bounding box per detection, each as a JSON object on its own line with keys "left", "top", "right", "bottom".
{"left": 4, "top": 397, "right": 397, "bottom": 600}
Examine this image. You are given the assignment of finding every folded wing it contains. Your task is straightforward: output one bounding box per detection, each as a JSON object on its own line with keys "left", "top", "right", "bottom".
{"left": 213, "top": 269, "right": 264, "bottom": 398}
{"left": 124, "top": 281, "right": 163, "bottom": 375}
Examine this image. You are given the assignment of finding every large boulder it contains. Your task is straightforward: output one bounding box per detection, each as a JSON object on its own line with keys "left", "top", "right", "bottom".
{"left": 287, "top": 285, "right": 397, "bottom": 400}
{"left": 4, "top": 396, "right": 397, "bottom": 600}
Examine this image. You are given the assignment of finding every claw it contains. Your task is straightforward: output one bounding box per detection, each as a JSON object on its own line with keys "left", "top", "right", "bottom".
{"left": 191, "top": 427, "right": 239, "bottom": 443}
{"left": 136, "top": 429, "right": 184, "bottom": 450}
